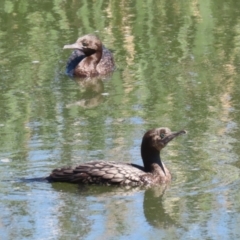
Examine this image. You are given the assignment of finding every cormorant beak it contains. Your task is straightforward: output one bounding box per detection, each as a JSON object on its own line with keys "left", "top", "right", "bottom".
{"left": 163, "top": 130, "right": 187, "bottom": 145}
{"left": 63, "top": 43, "right": 82, "bottom": 50}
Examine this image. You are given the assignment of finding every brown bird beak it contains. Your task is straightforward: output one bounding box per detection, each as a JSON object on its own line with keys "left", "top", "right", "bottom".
{"left": 163, "top": 130, "right": 187, "bottom": 145}
{"left": 63, "top": 43, "right": 82, "bottom": 50}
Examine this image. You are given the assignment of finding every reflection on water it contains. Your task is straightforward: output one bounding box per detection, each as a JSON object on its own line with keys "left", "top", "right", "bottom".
{"left": 66, "top": 77, "right": 105, "bottom": 109}
{"left": 1, "top": 0, "right": 240, "bottom": 239}
{"left": 48, "top": 183, "right": 172, "bottom": 238}
{"left": 143, "top": 186, "right": 178, "bottom": 229}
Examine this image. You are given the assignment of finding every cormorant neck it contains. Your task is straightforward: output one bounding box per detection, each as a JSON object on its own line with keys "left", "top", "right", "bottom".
{"left": 89, "top": 50, "right": 102, "bottom": 64}
{"left": 66, "top": 53, "right": 86, "bottom": 77}
{"left": 84, "top": 45, "right": 103, "bottom": 63}
{"left": 141, "top": 146, "right": 166, "bottom": 175}
{"left": 79, "top": 50, "right": 102, "bottom": 75}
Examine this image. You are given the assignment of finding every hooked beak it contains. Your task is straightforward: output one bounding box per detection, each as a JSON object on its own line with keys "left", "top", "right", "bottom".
{"left": 63, "top": 43, "right": 82, "bottom": 50}
{"left": 163, "top": 130, "right": 187, "bottom": 145}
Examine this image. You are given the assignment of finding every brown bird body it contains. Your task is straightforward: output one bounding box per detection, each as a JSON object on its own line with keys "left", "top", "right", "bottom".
{"left": 64, "top": 34, "right": 115, "bottom": 77}
{"left": 46, "top": 127, "right": 186, "bottom": 187}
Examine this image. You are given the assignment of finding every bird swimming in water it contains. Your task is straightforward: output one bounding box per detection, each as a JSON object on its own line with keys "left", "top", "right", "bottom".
{"left": 64, "top": 34, "right": 115, "bottom": 78}
{"left": 46, "top": 127, "right": 186, "bottom": 187}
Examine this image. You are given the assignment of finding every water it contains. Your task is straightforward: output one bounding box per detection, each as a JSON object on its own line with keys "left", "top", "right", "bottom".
{"left": 1, "top": 0, "right": 240, "bottom": 239}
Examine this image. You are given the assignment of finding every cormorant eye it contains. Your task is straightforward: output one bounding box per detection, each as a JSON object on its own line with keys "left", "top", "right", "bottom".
{"left": 160, "top": 133, "right": 165, "bottom": 139}
{"left": 82, "top": 41, "right": 88, "bottom": 47}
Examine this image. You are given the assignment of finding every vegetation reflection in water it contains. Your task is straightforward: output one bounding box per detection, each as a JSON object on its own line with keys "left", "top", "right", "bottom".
{"left": 0, "top": 0, "right": 240, "bottom": 239}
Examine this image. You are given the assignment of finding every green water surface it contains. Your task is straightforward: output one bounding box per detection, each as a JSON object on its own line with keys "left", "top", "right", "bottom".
{"left": 1, "top": 0, "right": 240, "bottom": 239}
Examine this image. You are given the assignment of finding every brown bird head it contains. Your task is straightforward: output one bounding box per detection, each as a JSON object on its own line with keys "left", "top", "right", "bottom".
{"left": 141, "top": 127, "right": 186, "bottom": 173}
{"left": 143, "top": 127, "right": 187, "bottom": 151}
{"left": 63, "top": 34, "right": 102, "bottom": 56}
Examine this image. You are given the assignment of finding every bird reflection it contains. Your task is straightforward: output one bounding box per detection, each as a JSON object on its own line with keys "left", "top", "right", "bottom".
{"left": 66, "top": 77, "right": 106, "bottom": 109}
{"left": 143, "top": 185, "right": 181, "bottom": 228}
{"left": 50, "top": 181, "right": 181, "bottom": 227}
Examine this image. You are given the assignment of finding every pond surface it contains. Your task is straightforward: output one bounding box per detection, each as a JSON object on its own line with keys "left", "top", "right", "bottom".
{"left": 1, "top": 0, "right": 240, "bottom": 239}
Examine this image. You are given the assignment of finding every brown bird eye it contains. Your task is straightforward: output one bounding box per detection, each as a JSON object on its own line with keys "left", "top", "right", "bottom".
{"left": 160, "top": 133, "right": 165, "bottom": 139}
{"left": 82, "top": 41, "right": 88, "bottom": 47}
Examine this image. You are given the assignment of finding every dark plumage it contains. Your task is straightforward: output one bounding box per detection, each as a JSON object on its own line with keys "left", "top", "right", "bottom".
{"left": 64, "top": 34, "right": 115, "bottom": 77}
{"left": 46, "top": 127, "right": 186, "bottom": 187}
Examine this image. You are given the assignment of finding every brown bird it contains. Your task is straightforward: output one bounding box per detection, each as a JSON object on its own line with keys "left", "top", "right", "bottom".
{"left": 46, "top": 127, "right": 186, "bottom": 187}
{"left": 64, "top": 34, "right": 115, "bottom": 77}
